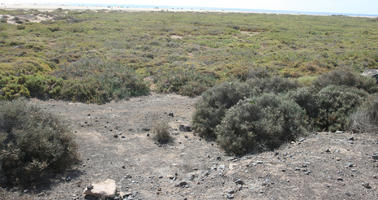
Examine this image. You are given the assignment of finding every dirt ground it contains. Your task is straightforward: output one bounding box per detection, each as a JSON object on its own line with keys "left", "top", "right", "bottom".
{"left": 1, "top": 94, "right": 377, "bottom": 200}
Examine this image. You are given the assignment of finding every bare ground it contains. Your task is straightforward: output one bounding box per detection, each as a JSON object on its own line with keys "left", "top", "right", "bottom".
{"left": 1, "top": 94, "right": 377, "bottom": 200}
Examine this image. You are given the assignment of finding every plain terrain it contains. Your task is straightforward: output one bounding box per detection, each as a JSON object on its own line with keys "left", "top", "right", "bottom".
{"left": 1, "top": 94, "right": 377, "bottom": 200}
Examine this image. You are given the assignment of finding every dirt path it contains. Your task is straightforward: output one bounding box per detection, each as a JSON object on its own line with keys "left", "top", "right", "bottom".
{"left": 2, "top": 94, "right": 377, "bottom": 200}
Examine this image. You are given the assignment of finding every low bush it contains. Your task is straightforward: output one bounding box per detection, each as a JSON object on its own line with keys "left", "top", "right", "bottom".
{"left": 54, "top": 58, "right": 150, "bottom": 104}
{"left": 22, "top": 75, "right": 63, "bottom": 100}
{"left": 315, "top": 85, "right": 368, "bottom": 131}
{"left": 215, "top": 93, "right": 307, "bottom": 156}
{"left": 192, "top": 81, "right": 255, "bottom": 140}
{"left": 350, "top": 94, "right": 378, "bottom": 133}
{"left": 0, "top": 100, "right": 78, "bottom": 185}
{"left": 246, "top": 76, "right": 299, "bottom": 94}
{"left": 152, "top": 121, "right": 172, "bottom": 144}
{"left": 155, "top": 68, "right": 216, "bottom": 97}
{"left": 286, "top": 87, "right": 319, "bottom": 127}
{"left": 313, "top": 69, "right": 378, "bottom": 93}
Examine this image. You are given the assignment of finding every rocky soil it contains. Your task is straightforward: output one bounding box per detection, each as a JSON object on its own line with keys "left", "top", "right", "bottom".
{"left": 1, "top": 94, "right": 377, "bottom": 200}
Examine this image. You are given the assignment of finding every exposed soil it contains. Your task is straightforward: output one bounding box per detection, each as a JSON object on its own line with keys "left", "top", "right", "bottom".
{"left": 1, "top": 94, "right": 377, "bottom": 200}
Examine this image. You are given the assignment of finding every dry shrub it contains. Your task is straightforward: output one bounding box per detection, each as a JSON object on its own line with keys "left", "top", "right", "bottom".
{"left": 350, "top": 94, "right": 378, "bottom": 133}
{"left": 152, "top": 121, "right": 172, "bottom": 144}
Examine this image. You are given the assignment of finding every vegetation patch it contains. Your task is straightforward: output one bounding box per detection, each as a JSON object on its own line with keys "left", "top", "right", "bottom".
{"left": 0, "top": 100, "right": 78, "bottom": 186}
{"left": 215, "top": 94, "right": 307, "bottom": 156}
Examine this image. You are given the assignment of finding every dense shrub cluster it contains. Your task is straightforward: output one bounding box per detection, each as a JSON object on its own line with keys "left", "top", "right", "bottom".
{"left": 0, "top": 100, "right": 78, "bottom": 185}
{"left": 216, "top": 94, "right": 307, "bottom": 155}
{"left": 192, "top": 82, "right": 255, "bottom": 139}
{"left": 0, "top": 58, "right": 150, "bottom": 104}
{"left": 155, "top": 68, "right": 216, "bottom": 97}
{"left": 192, "top": 69, "right": 377, "bottom": 156}
{"left": 313, "top": 69, "right": 378, "bottom": 93}
{"left": 246, "top": 76, "right": 299, "bottom": 94}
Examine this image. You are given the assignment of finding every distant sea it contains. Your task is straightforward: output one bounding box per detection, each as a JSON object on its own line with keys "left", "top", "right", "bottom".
{"left": 66, "top": 3, "right": 378, "bottom": 17}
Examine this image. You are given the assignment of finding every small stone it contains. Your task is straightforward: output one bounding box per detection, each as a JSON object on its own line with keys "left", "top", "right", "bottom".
{"left": 295, "top": 167, "right": 301, "bottom": 171}
{"left": 146, "top": 133, "right": 150, "bottom": 137}
{"left": 256, "top": 161, "right": 263, "bottom": 165}
{"left": 362, "top": 182, "right": 371, "bottom": 189}
{"left": 113, "top": 134, "right": 118, "bottom": 138}
{"left": 226, "top": 193, "right": 234, "bottom": 199}
{"left": 372, "top": 152, "right": 378, "bottom": 160}
{"left": 216, "top": 156, "right": 222, "bottom": 161}
{"left": 335, "top": 131, "right": 343, "bottom": 134}
{"left": 346, "top": 163, "right": 354, "bottom": 168}
{"left": 234, "top": 179, "right": 244, "bottom": 185}
{"left": 227, "top": 189, "right": 235, "bottom": 194}
{"left": 176, "top": 181, "right": 188, "bottom": 188}
{"left": 337, "top": 177, "right": 343, "bottom": 181}
{"left": 121, "top": 136, "right": 126, "bottom": 139}
{"left": 179, "top": 125, "right": 192, "bottom": 132}
{"left": 168, "top": 112, "right": 174, "bottom": 117}
{"left": 65, "top": 176, "right": 72, "bottom": 182}
{"left": 142, "top": 128, "right": 150, "bottom": 131}
{"left": 348, "top": 137, "right": 354, "bottom": 141}
{"left": 325, "top": 149, "right": 331, "bottom": 153}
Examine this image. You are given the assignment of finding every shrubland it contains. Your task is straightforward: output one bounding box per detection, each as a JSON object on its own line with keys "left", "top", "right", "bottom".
{"left": 193, "top": 69, "right": 378, "bottom": 155}
{"left": 0, "top": 9, "right": 377, "bottom": 102}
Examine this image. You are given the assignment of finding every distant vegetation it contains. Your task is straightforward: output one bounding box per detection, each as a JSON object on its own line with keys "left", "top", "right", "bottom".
{"left": 0, "top": 9, "right": 377, "bottom": 103}
{"left": 193, "top": 69, "right": 378, "bottom": 155}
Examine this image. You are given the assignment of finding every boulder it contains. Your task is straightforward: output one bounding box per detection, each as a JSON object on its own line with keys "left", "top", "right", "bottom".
{"left": 83, "top": 179, "right": 117, "bottom": 198}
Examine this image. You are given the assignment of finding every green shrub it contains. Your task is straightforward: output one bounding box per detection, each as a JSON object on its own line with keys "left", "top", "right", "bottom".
{"left": 350, "top": 94, "right": 378, "bottom": 133}
{"left": 152, "top": 121, "right": 172, "bottom": 144}
{"left": 0, "top": 75, "right": 30, "bottom": 100}
{"left": 55, "top": 58, "right": 149, "bottom": 104}
{"left": 155, "top": 68, "right": 216, "bottom": 97}
{"left": 215, "top": 93, "right": 307, "bottom": 156}
{"left": 246, "top": 76, "right": 299, "bottom": 94}
{"left": 286, "top": 87, "right": 319, "bottom": 126}
{"left": 315, "top": 85, "right": 368, "bottom": 131}
{"left": 192, "top": 82, "right": 256, "bottom": 140}
{"left": 59, "top": 79, "right": 109, "bottom": 104}
{"left": 0, "top": 100, "right": 78, "bottom": 185}
{"left": 313, "top": 69, "right": 378, "bottom": 93}
{"left": 22, "top": 75, "right": 63, "bottom": 99}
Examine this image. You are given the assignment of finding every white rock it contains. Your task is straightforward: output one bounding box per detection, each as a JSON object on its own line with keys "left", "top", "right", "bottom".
{"left": 84, "top": 179, "right": 117, "bottom": 198}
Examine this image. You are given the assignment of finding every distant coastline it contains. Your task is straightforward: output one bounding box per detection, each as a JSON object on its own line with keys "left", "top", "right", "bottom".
{"left": 1, "top": 3, "right": 377, "bottom": 18}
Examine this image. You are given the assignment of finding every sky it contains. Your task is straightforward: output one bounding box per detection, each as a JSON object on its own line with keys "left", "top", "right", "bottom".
{"left": 1, "top": 0, "right": 377, "bottom": 15}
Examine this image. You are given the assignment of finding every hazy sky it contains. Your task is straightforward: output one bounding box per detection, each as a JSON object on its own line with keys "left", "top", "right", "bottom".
{"left": 1, "top": 0, "right": 377, "bottom": 15}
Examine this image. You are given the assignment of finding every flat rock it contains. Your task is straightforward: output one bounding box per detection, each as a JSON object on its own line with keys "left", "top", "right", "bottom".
{"left": 83, "top": 179, "right": 117, "bottom": 198}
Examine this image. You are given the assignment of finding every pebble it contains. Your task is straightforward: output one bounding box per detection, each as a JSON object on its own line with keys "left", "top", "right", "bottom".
{"left": 362, "top": 182, "right": 371, "bottom": 189}
{"left": 234, "top": 179, "right": 244, "bottom": 185}
{"left": 176, "top": 181, "right": 188, "bottom": 188}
